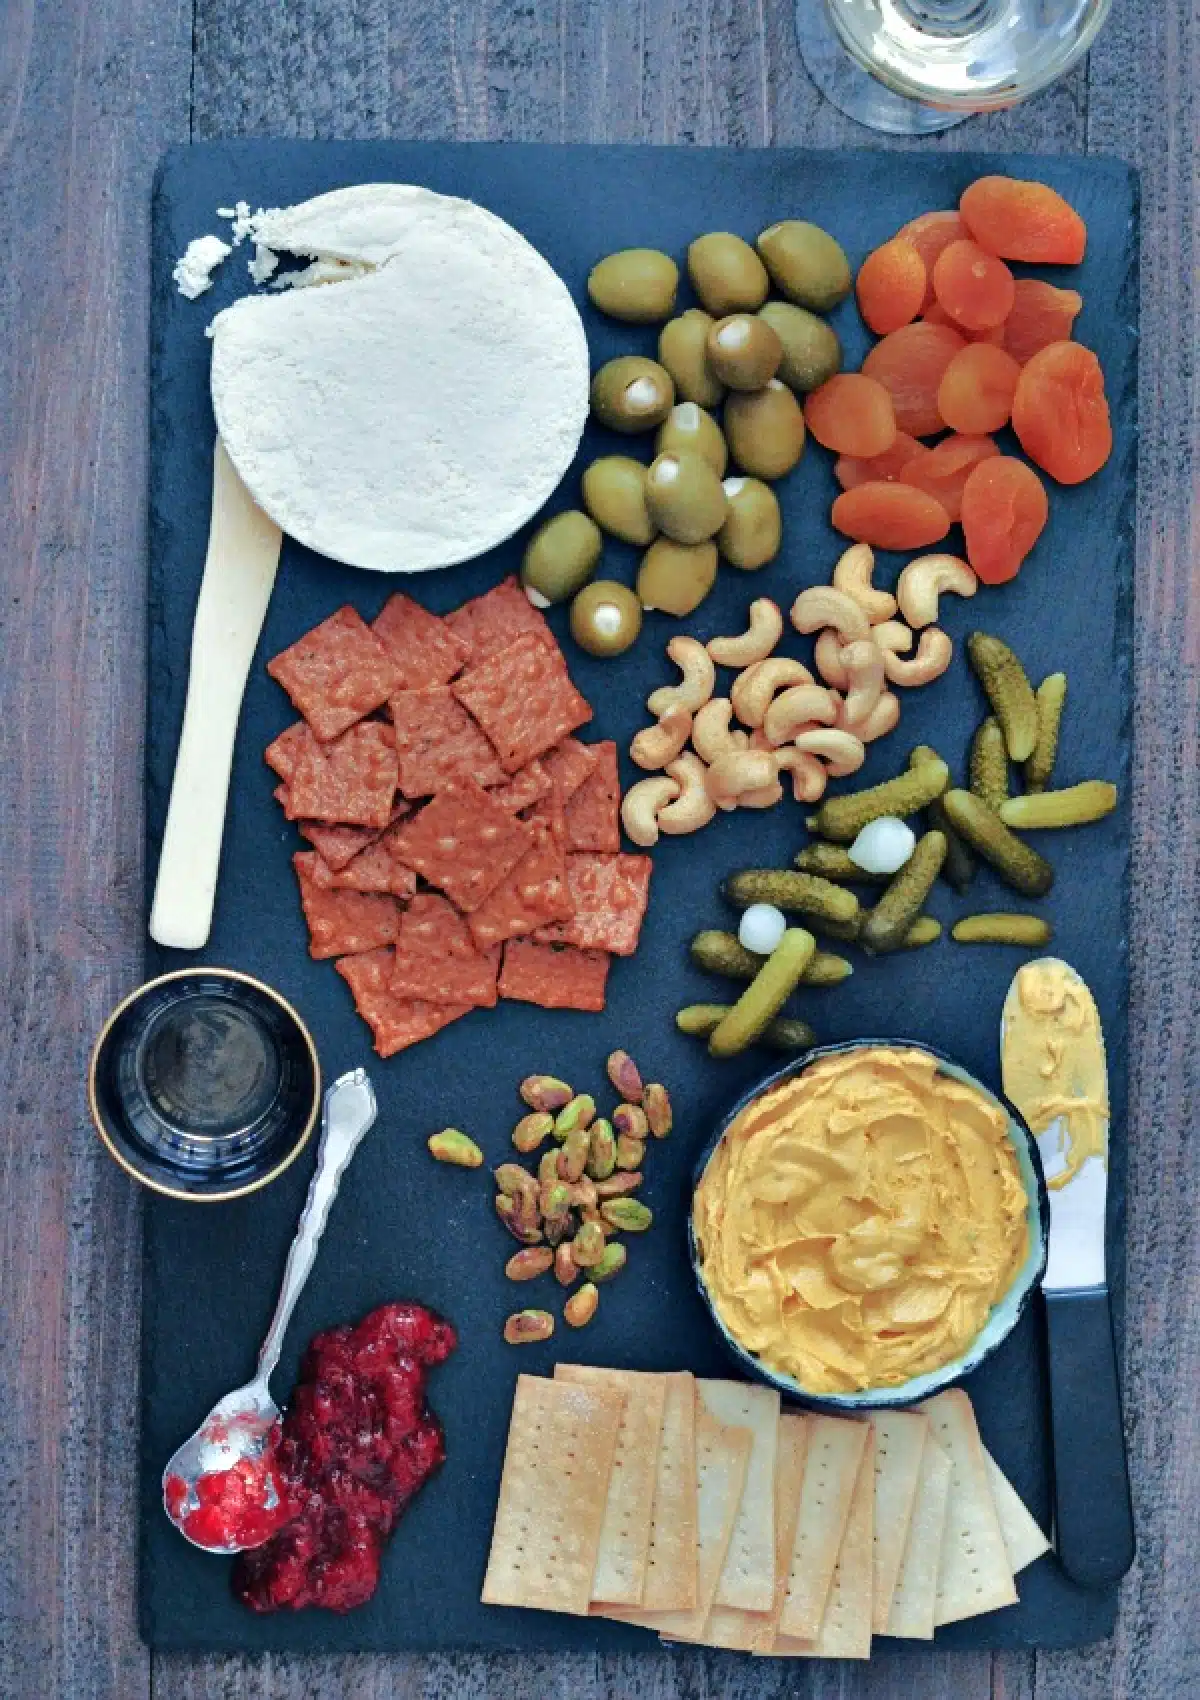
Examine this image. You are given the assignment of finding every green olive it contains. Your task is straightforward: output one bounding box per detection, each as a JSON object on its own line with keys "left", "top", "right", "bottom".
{"left": 520, "top": 510, "right": 603, "bottom": 606}
{"left": 587, "top": 248, "right": 680, "bottom": 323}
{"left": 757, "top": 301, "right": 843, "bottom": 393}
{"left": 590, "top": 356, "right": 675, "bottom": 433}
{"left": 581, "top": 456, "right": 657, "bottom": 546}
{"left": 658, "top": 310, "right": 726, "bottom": 408}
{"left": 717, "top": 477, "right": 782, "bottom": 570}
{"left": 645, "top": 451, "right": 728, "bottom": 545}
{"left": 706, "top": 314, "right": 782, "bottom": 392}
{"left": 723, "top": 380, "right": 807, "bottom": 481}
{"left": 636, "top": 538, "right": 719, "bottom": 617}
{"left": 686, "top": 233, "right": 770, "bottom": 316}
{"left": 655, "top": 403, "right": 728, "bottom": 477}
{"left": 755, "top": 221, "right": 852, "bottom": 312}
{"left": 569, "top": 579, "right": 644, "bottom": 657}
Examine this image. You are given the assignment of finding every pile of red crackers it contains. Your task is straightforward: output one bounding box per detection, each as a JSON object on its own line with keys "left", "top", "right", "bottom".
{"left": 264, "top": 576, "right": 653, "bottom": 1057}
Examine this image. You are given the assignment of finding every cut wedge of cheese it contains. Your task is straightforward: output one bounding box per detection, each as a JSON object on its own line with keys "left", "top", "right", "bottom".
{"left": 210, "top": 184, "right": 589, "bottom": 573}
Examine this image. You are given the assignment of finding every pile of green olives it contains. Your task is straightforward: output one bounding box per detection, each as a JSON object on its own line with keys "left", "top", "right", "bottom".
{"left": 521, "top": 222, "right": 850, "bottom": 652}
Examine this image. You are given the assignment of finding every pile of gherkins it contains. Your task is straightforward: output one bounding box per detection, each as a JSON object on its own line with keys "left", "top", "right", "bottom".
{"left": 521, "top": 223, "right": 853, "bottom": 657}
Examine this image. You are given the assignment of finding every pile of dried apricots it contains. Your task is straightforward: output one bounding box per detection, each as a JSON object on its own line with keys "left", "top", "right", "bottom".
{"left": 802, "top": 175, "right": 1112, "bottom": 585}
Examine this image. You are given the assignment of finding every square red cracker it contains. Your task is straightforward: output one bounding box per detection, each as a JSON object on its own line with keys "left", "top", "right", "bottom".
{"left": 443, "top": 574, "right": 552, "bottom": 661}
{"left": 498, "top": 938, "right": 611, "bottom": 1012}
{"left": 267, "top": 606, "right": 398, "bottom": 741}
{"left": 335, "top": 949, "right": 472, "bottom": 1057}
{"left": 453, "top": 633, "right": 593, "bottom": 774}
{"left": 390, "top": 893, "right": 501, "bottom": 1007}
{"left": 372, "top": 592, "right": 471, "bottom": 689}
{"left": 467, "top": 824, "right": 574, "bottom": 949}
{"left": 389, "top": 686, "right": 507, "bottom": 797}
{"left": 285, "top": 722, "right": 398, "bottom": 829}
{"left": 563, "top": 741, "right": 621, "bottom": 852}
{"left": 540, "top": 737, "right": 600, "bottom": 803}
{"left": 533, "top": 852, "right": 652, "bottom": 957}
{"left": 293, "top": 852, "right": 400, "bottom": 959}
{"left": 387, "top": 779, "right": 534, "bottom": 912}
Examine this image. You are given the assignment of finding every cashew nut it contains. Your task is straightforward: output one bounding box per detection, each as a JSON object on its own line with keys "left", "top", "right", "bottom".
{"left": 831, "top": 543, "right": 898, "bottom": 624}
{"left": 646, "top": 636, "right": 716, "bottom": 717}
{"left": 620, "top": 775, "right": 682, "bottom": 847}
{"left": 629, "top": 707, "right": 694, "bottom": 771}
{"left": 871, "top": 620, "right": 914, "bottom": 656}
{"left": 692, "top": 697, "right": 750, "bottom": 765}
{"left": 882, "top": 627, "right": 954, "bottom": 687}
{"left": 762, "top": 684, "right": 840, "bottom": 746}
{"left": 737, "top": 781, "right": 786, "bottom": 809}
{"left": 705, "top": 749, "right": 779, "bottom": 805}
{"left": 896, "top": 554, "right": 977, "bottom": 629}
{"left": 730, "top": 657, "right": 815, "bottom": 728}
{"left": 793, "top": 727, "right": 867, "bottom": 778}
{"left": 658, "top": 752, "right": 718, "bottom": 835}
{"left": 775, "top": 746, "right": 829, "bottom": 804}
{"left": 840, "top": 689, "right": 901, "bottom": 743}
{"left": 706, "top": 598, "right": 785, "bottom": 668}
{"left": 813, "top": 628, "right": 850, "bottom": 690}
{"left": 789, "top": 585, "right": 871, "bottom": 643}
{"left": 838, "top": 640, "right": 887, "bottom": 728}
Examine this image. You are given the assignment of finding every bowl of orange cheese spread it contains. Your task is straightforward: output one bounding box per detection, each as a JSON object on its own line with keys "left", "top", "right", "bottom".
{"left": 690, "top": 1040, "right": 1048, "bottom": 1409}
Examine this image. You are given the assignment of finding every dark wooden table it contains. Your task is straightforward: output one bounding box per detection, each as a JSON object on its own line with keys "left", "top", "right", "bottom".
{"left": 2, "top": 3, "right": 1197, "bottom": 1696}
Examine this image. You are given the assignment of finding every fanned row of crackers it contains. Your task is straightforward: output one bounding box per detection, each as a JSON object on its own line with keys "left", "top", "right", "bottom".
{"left": 482, "top": 1370, "right": 1049, "bottom": 1657}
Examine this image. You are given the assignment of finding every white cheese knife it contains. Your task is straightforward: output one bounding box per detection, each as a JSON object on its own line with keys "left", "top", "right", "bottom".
{"left": 1001, "top": 958, "right": 1135, "bottom": 1589}
{"left": 150, "top": 439, "right": 282, "bottom": 950}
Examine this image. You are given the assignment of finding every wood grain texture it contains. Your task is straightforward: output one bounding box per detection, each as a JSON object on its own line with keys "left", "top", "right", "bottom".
{"left": 2, "top": 0, "right": 1196, "bottom": 1697}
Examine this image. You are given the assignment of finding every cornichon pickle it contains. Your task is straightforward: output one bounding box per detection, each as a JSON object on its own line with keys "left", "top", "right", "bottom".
{"left": 952, "top": 914, "right": 1054, "bottom": 946}
{"left": 910, "top": 746, "right": 976, "bottom": 893}
{"left": 521, "top": 509, "right": 602, "bottom": 606}
{"left": 706, "top": 313, "right": 782, "bottom": 391}
{"left": 942, "top": 789, "right": 1055, "bottom": 897}
{"left": 757, "top": 300, "right": 842, "bottom": 393}
{"left": 656, "top": 402, "right": 728, "bottom": 477}
{"left": 793, "top": 842, "right": 889, "bottom": 883}
{"left": 999, "top": 782, "right": 1118, "bottom": 830}
{"left": 676, "top": 1004, "right": 817, "bottom": 1052}
{"left": 861, "top": 831, "right": 947, "bottom": 955}
{"left": 898, "top": 915, "right": 942, "bottom": 949}
{"left": 645, "top": 451, "right": 728, "bottom": 544}
{"left": 756, "top": 220, "right": 852, "bottom": 312}
{"left": 658, "top": 309, "right": 726, "bottom": 408}
{"left": 723, "top": 381, "right": 807, "bottom": 481}
{"left": 636, "top": 537, "right": 719, "bottom": 616}
{"left": 707, "top": 928, "right": 817, "bottom": 1058}
{"left": 687, "top": 232, "right": 770, "bottom": 316}
{"left": 587, "top": 248, "right": 679, "bottom": 322}
{"left": 718, "top": 477, "right": 782, "bottom": 571}
{"left": 1025, "top": 673, "right": 1069, "bottom": 792}
{"left": 967, "top": 633, "right": 1039, "bottom": 762}
{"left": 806, "top": 757, "right": 950, "bottom": 842}
{"left": 722, "top": 869, "right": 859, "bottom": 926}
{"left": 969, "top": 717, "right": 1010, "bottom": 812}
{"left": 581, "top": 456, "right": 657, "bottom": 546}
{"left": 689, "top": 929, "right": 852, "bottom": 986}
{"left": 591, "top": 355, "right": 675, "bottom": 433}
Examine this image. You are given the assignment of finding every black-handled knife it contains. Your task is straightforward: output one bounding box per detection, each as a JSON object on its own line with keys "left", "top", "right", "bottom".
{"left": 1002, "top": 959, "right": 1135, "bottom": 1590}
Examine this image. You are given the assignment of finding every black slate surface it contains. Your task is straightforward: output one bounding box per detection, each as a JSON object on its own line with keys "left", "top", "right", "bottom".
{"left": 142, "top": 141, "right": 1138, "bottom": 1654}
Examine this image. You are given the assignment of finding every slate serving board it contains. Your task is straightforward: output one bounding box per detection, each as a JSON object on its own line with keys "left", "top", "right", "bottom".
{"left": 142, "top": 141, "right": 1137, "bottom": 1654}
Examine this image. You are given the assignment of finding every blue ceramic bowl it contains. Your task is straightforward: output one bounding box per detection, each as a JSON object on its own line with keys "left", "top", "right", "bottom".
{"left": 689, "top": 1038, "right": 1049, "bottom": 1412}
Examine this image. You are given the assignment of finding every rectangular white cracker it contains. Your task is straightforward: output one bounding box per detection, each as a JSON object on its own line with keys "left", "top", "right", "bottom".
{"left": 983, "top": 1447, "right": 1052, "bottom": 1574}
{"left": 777, "top": 1414, "right": 868, "bottom": 1640}
{"left": 600, "top": 1408, "right": 752, "bottom": 1640}
{"left": 698, "top": 1379, "right": 779, "bottom": 1612}
{"left": 481, "top": 1374, "right": 625, "bottom": 1616}
{"left": 921, "top": 1390, "right": 1018, "bottom": 1626}
{"left": 885, "top": 1437, "right": 951, "bottom": 1639}
{"left": 555, "top": 1364, "right": 668, "bottom": 1607}
{"left": 772, "top": 1426, "right": 875, "bottom": 1660}
{"left": 870, "top": 1409, "right": 929, "bottom": 1631}
{"left": 631, "top": 1371, "right": 698, "bottom": 1614}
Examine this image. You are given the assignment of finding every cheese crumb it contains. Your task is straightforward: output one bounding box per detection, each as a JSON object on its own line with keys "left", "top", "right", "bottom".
{"left": 248, "top": 243, "right": 280, "bottom": 285}
{"left": 173, "top": 234, "right": 233, "bottom": 299}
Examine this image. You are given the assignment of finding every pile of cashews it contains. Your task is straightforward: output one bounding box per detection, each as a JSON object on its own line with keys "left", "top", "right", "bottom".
{"left": 621, "top": 546, "right": 978, "bottom": 846}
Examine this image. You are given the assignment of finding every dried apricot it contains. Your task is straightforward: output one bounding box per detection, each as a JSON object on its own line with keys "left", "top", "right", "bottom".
{"left": 896, "top": 211, "right": 968, "bottom": 307}
{"left": 831, "top": 481, "right": 951, "bottom": 551}
{"left": 936, "top": 344, "right": 1022, "bottom": 434}
{"left": 804, "top": 373, "right": 897, "bottom": 458}
{"left": 835, "top": 431, "right": 928, "bottom": 490}
{"left": 923, "top": 302, "right": 1005, "bottom": 347}
{"left": 861, "top": 321, "right": 966, "bottom": 437}
{"left": 959, "top": 176, "right": 1087, "bottom": 265}
{"left": 898, "top": 433, "right": 999, "bottom": 523}
{"left": 855, "top": 239, "right": 927, "bottom": 335}
{"left": 932, "top": 240, "right": 1016, "bottom": 332}
{"left": 960, "top": 456, "right": 1049, "bottom": 584}
{"left": 1011, "top": 342, "right": 1111, "bottom": 484}
{"left": 1003, "top": 279, "right": 1084, "bottom": 365}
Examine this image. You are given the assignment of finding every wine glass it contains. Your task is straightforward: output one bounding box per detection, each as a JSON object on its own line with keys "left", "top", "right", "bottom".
{"left": 796, "top": 0, "right": 1113, "bottom": 135}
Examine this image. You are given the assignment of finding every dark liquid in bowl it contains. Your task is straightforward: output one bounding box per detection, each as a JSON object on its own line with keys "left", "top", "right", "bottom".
{"left": 139, "top": 995, "right": 283, "bottom": 1136}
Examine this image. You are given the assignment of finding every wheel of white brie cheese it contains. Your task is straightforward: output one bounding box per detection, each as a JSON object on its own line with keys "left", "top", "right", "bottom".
{"left": 209, "top": 184, "right": 590, "bottom": 573}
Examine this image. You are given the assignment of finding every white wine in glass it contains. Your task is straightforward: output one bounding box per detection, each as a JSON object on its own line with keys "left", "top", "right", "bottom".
{"left": 796, "top": 0, "right": 1113, "bottom": 134}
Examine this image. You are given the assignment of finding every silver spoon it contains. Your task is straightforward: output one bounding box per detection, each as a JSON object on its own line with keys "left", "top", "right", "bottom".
{"left": 161, "top": 1067, "right": 378, "bottom": 1552}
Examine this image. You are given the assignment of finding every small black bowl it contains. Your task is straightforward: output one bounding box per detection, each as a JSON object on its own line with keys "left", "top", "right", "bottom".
{"left": 89, "top": 968, "right": 320, "bottom": 1202}
{"left": 689, "top": 1038, "right": 1050, "bottom": 1412}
